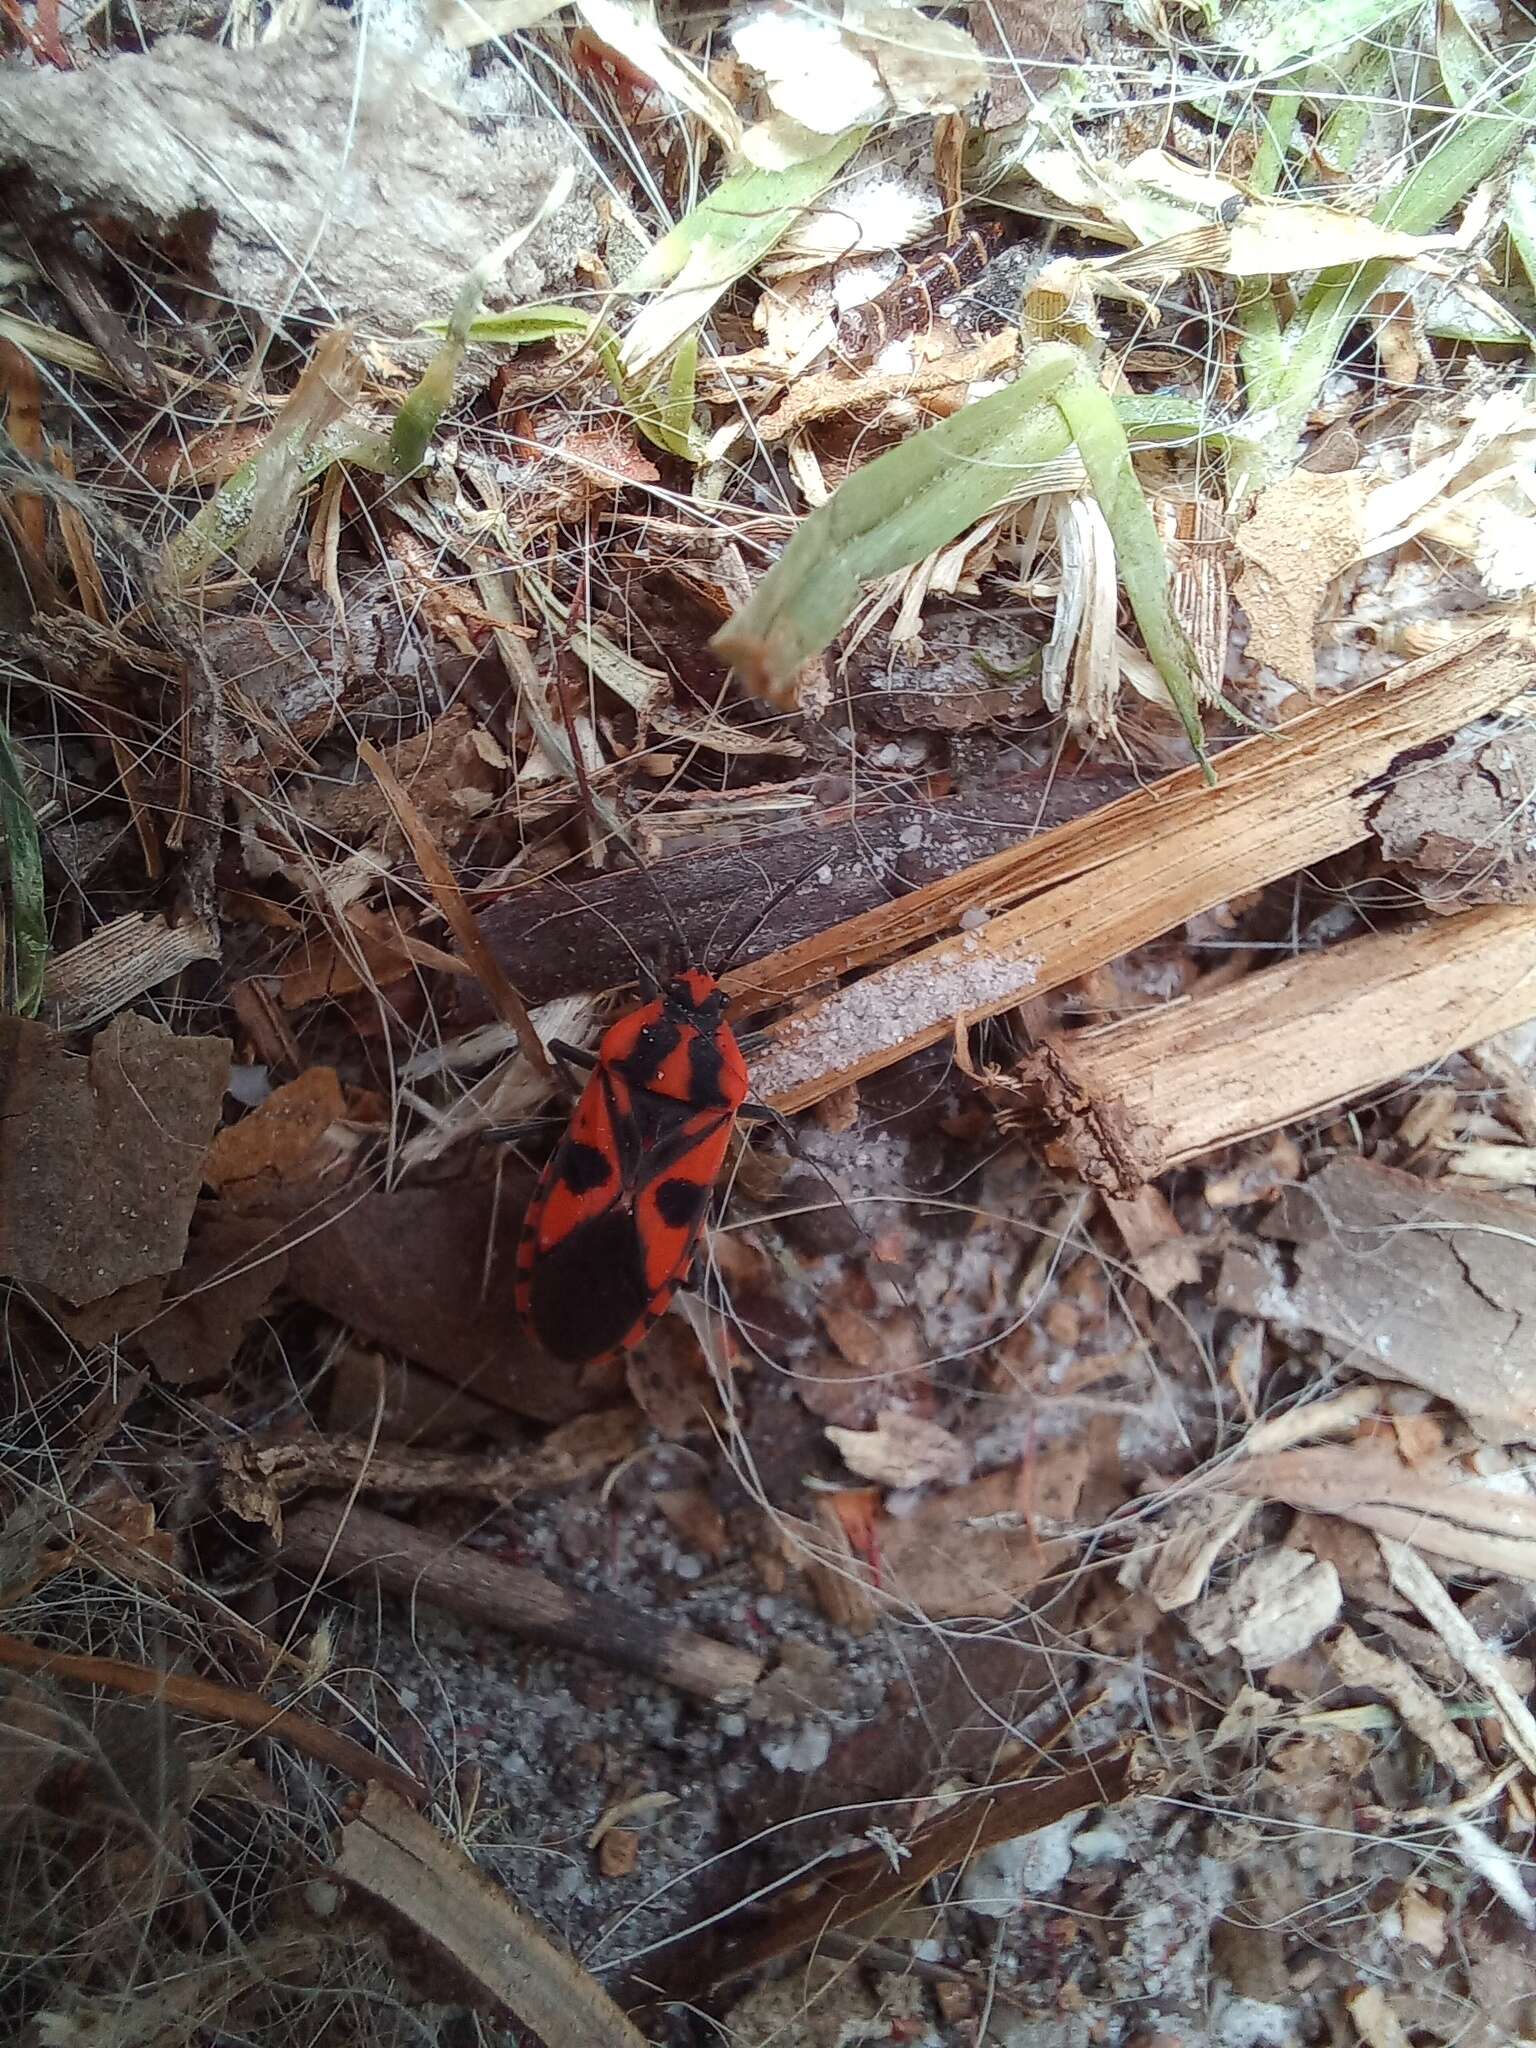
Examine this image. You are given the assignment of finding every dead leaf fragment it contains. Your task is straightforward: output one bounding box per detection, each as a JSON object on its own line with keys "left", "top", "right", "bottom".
{"left": 597, "top": 1828, "right": 639, "bottom": 1879}
{"left": 1348, "top": 1984, "right": 1413, "bottom": 2048}
{"left": 875, "top": 1452, "right": 1086, "bottom": 1620}
{"left": 654, "top": 1489, "right": 729, "bottom": 1561}
{"left": 1396, "top": 1883, "right": 1446, "bottom": 1959}
{"left": 1331, "top": 1624, "right": 1484, "bottom": 1787}
{"left": 204, "top": 1067, "right": 348, "bottom": 1194}
{"left": 280, "top": 1176, "right": 588, "bottom": 1422}
{"left": 1371, "top": 729, "right": 1536, "bottom": 913}
{"left": 0, "top": 1012, "right": 229, "bottom": 1305}
{"left": 1104, "top": 1184, "right": 1201, "bottom": 1300}
{"left": 1186, "top": 1548, "right": 1342, "bottom": 1666}
{"left": 1234, "top": 470, "right": 1364, "bottom": 691}
{"left": 825, "top": 1408, "right": 971, "bottom": 1488}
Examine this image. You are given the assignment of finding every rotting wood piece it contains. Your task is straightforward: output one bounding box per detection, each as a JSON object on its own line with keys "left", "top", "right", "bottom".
{"left": 620, "top": 1745, "right": 1134, "bottom": 2008}
{"left": 283, "top": 1501, "right": 764, "bottom": 1705}
{"left": 1020, "top": 901, "right": 1536, "bottom": 1190}
{"left": 731, "top": 628, "right": 1533, "bottom": 1113}
{"left": 463, "top": 770, "right": 1136, "bottom": 1014}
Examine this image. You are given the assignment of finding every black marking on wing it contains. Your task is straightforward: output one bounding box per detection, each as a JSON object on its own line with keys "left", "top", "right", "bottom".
{"left": 557, "top": 1138, "right": 612, "bottom": 1195}
{"left": 655, "top": 1176, "right": 711, "bottom": 1231}
{"left": 613, "top": 1014, "right": 682, "bottom": 1089}
{"left": 528, "top": 1209, "right": 652, "bottom": 1364}
{"left": 686, "top": 1029, "right": 728, "bottom": 1108}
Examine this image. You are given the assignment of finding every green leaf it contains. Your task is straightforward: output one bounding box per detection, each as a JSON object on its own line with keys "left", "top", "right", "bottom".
{"left": 0, "top": 717, "right": 46, "bottom": 1016}
{"left": 620, "top": 128, "right": 869, "bottom": 375}
{"left": 1051, "top": 372, "right": 1212, "bottom": 780}
{"left": 712, "top": 344, "right": 1081, "bottom": 691}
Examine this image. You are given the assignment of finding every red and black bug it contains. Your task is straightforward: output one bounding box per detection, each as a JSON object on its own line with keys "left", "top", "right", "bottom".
{"left": 511, "top": 851, "right": 818, "bottom": 1369}
{"left": 514, "top": 963, "right": 752, "bottom": 1366}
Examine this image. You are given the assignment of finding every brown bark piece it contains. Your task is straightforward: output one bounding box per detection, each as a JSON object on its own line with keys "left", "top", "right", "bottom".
{"left": 0, "top": 1012, "right": 229, "bottom": 1305}
{"left": 1371, "top": 728, "right": 1536, "bottom": 913}
{"left": 466, "top": 770, "right": 1135, "bottom": 1014}
{"left": 1263, "top": 1157, "right": 1536, "bottom": 1437}
{"left": 1029, "top": 903, "right": 1536, "bottom": 1185}
{"left": 134, "top": 1202, "right": 290, "bottom": 1384}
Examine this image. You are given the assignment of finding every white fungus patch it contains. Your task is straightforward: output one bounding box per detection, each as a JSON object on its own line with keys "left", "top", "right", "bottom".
{"left": 958, "top": 1813, "right": 1084, "bottom": 1917}
{"left": 750, "top": 939, "right": 1043, "bottom": 1101}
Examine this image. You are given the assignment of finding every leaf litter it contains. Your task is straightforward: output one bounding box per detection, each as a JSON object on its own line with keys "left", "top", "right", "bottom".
{"left": 4, "top": 0, "right": 1536, "bottom": 2042}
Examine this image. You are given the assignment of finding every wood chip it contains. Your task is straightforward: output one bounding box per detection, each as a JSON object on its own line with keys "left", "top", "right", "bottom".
{"left": 43, "top": 911, "right": 218, "bottom": 1032}
{"left": 1221, "top": 1439, "right": 1536, "bottom": 1582}
{"left": 1029, "top": 903, "right": 1536, "bottom": 1186}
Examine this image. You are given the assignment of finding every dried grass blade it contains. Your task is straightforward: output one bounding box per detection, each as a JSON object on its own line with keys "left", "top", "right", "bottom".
{"left": 357, "top": 737, "right": 549, "bottom": 1077}
{"left": 0, "top": 1630, "right": 425, "bottom": 1803}
{"left": 0, "top": 713, "right": 46, "bottom": 1016}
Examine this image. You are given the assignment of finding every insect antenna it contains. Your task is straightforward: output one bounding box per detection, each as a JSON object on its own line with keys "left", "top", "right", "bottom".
{"left": 711, "top": 849, "right": 830, "bottom": 980}
{"left": 547, "top": 651, "right": 691, "bottom": 978}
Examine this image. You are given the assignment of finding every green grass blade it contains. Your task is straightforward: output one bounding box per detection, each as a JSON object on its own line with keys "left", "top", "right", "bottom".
{"left": 713, "top": 344, "right": 1081, "bottom": 691}
{"left": 1052, "top": 372, "right": 1212, "bottom": 780}
{"left": 0, "top": 716, "right": 46, "bottom": 1016}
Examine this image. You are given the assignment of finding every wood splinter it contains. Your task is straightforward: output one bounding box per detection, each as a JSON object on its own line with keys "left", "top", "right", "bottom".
{"left": 1021, "top": 900, "right": 1536, "bottom": 1190}
{"left": 284, "top": 1502, "right": 764, "bottom": 1707}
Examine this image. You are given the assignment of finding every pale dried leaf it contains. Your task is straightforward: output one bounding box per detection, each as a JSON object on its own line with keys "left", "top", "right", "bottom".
{"left": 731, "top": 9, "right": 887, "bottom": 132}
{"left": 1234, "top": 471, "right": 1365, "bottom": 691}
{"left": 825, "top": 1408, "right": 971, "bottom": 1489}
{"left": 1396, "top": 1883, "right": 1447, "bottom": 1958}
{"left": 875, "top": 1454, "right": 1085, "bottom": 1620}
{"left": 1348, "top": 1985, "right": 1413, "bottom": 2048}
{"left": 1129, "top": 1494, "right": 1257, "bottom": 1611}
{"left": 1187, "top": 1548, "right": 1342, "bottom": 1665}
